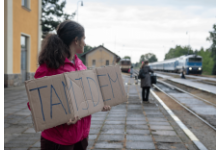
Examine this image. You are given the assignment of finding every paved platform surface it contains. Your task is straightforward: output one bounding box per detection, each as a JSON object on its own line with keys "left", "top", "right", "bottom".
{"left": 155, "top": 71, "right": 216, "bottom": 82}
{"left": 4, "top": 75, "right": 197, "bottom": 150}
{"left": 156, "top": 73, "right": 216, "bottom": 94}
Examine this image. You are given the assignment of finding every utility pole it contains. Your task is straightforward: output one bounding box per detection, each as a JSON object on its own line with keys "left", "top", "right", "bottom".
{"left": 186, "top": 31, "right": 190, "bottom": 55}
{"left": 76, "top": 1, "right": 83, "bottom": 22}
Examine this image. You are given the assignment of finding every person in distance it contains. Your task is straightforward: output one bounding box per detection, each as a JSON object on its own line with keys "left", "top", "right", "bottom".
{"left": 140, "top": 60, "right": 154, "bottom": 103}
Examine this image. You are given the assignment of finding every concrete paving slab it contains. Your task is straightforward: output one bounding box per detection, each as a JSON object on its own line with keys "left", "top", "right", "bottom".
{"left": 148, "top": 121, "right": 170, "bottom": 126}
{"left": 102, "top": 125, "right": 125, "bottom": 129}
{"left": 101, "top": 129, "right": 125, "bottom": 135}
{"left": 90, "top": 124, "right": 103, "bottom": 129}
{"left": 89, "top": 129, "right": 100, "bottom": 134}
{"left": 127, "top": 117, "right": 146, "bottom": 121}
{"left": 4, "top": 109, "right": 23, "bottom": 114}
{"left": 147, "top": 117, "right": 168, "bottom": 122}
{"left": 127, "top": 114, "right": 145, "bottom": 118}
{"left": 31, "top": 141, "right": 40, "bottom": 148}
{"left": 4, "top": 126, "right": 29, "bottom": 134}
{"left": 88, "top": 140, "right": 95, "bottom": 149}
{"left": 10, "top": 148, "right": 29, "bottom": 150}
{"left": 4, "top": 123, "right": 10, "bottom": 128}
{"left": 126, "top": 141, "right": 155, "bottom": 149}
{"left": 105, "top": 120, "right": 125, "bottom": 125}
{"left": 108, "top": 114, "right": 127, "bottom": 117}
{"left": 152, "top": 130, "right": 177, "bottom": 136}
{"left": 126, "top": 125, "right": 149, "bottom": 130}
{"left": 150, "top": 125, "right": 174, "bottom": 130}
{"left": 89, "top": 134, "right": 98, "bottom": 140}
{"left": 92, "top": 117, "right": 106, "bottom": 121}
{"left": 106, "top": 117, "right": 126, "bottom": 121}
{"left": 16, "top": 111, "right": 31, "bottom": 116}
{"left": 126, "top": 135, "right": 153, "bottom": 142}
{"left": 91, "top": 120, "right": 104, "bottom": 125}
{"left": 156, "top": 143, "right": 187, "bottom": 150}
{"left": 98, "top": 135, "right": 124, "bottom": 142}
{"left": 126, "top": 129, "right": 150, "bottom": 135}
{"left": 144, "top": 111, "right": 164, "bottom": 115}
{"left": 126, "top": 121, "right": 147, "bottom": 125}
{"left": 127, "top": 111, "right": 143, "bottom": 115}
{"left": 153, "top": 135, "right": 181, "bottom": 143}
{"left": 24, "top": 128, "right": 36, "bottom": 134}
{"left": 146, "top": 114, "right": 165, "bottom": 118}
{"left": 95, "top": 141, "right": 123, "bottom": 149}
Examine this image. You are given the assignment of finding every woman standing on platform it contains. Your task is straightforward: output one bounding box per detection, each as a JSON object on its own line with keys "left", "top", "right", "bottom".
{"left": 27, "top": 20, "right": 111, "bottom": 150}
{"left": 140, "top": 60, "right": 154, "bottom": 103}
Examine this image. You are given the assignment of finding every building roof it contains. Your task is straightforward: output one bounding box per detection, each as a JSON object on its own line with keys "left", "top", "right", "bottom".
{"left": 81, "top": 45, "right": 121, "bottom": 62}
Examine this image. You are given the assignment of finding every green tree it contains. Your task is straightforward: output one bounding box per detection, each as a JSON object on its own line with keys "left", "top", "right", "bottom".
{"left": 206, "top": 24, "right": 216, "bottom": 75}
{"left": 123, "top": 56, "right": 131, "bottom": 60}
{"left": 41, "top": 0, "right": 75, "bottom": 38}
{"left": 77, "top": 45, "right": 94, "bottom": 64}
{"left": 139, "top": 53, "right": 158, "bottom": 63}
{"left": 196, "top": 48, "right": 214, "bottom": 75}
{"left": 165, "top": 45, "right": 194, "bottom": 60}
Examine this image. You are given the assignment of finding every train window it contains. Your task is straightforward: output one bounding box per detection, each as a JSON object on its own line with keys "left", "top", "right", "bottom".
{"left": 121, "top": 61, "right": 131, "bottom": 65}
{"left": 189, "top": 58, "right": 202, "bottom": 62}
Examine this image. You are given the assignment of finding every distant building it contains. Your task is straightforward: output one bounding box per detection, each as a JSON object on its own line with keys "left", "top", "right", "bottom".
{"left": 81, "top": 45, "right": 121, "bottom": 68}
{"left": 4, "top": 0, "right": 42, "bottom": 87}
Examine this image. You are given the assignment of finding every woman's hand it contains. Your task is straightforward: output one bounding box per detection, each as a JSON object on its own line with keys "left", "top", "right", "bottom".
{"left": 66, "top": 116, "right": 80, "bottom": 125}
{"left": 102, "top": 105, "right": 111, "bottom": 111}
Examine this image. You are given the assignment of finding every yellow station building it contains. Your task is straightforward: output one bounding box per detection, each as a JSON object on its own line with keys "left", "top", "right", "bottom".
{"left": 4, "top": 0, "right": 42, "bottom": 87}
{"left": 81, "top": 45, "right": 121, "bottom": 69}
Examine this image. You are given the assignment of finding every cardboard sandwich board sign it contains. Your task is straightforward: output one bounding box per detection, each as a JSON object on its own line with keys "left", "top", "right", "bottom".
{"left": 95, "top": 66, "right": 127, "bottom": 106}
{"left": 25, "top": 65, "right": 127, "bottom": 132}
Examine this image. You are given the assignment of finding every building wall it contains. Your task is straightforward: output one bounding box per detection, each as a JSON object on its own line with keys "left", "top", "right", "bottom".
{"left": 13, "top": 0, "right": 39, "bottom": 73}
{"left": 4, "top": 0, "right": 8, "bottom": 74}
{"left": 4, "top": 0, "right": 41, "bottom": 87}
{"left": 86, "top": 47, "right": 116, "bottom": 68}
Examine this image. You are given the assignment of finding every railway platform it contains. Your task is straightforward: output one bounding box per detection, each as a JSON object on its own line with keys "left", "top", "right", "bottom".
{"left": 156, "top": 73, "right": 216, "bottom": 94}
{"left": 155, "top": 71, "right": 216, "bottom": 82}
{"left": 4, "top": 75, "right": 205, "bottom": 150}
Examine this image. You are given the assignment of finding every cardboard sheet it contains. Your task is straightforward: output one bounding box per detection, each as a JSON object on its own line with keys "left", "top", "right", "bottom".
{"left": 25, "top": 65, "right": 127, "bottom": 132}
{"left": 95, "top": 66, "right": 127, "bottom": 106}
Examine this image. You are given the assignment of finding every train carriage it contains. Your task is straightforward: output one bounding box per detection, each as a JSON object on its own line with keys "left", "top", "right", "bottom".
{"left": 120, "top": 59, "right": 131, "bottom": 73}
{"left": 149, "top": 55, "right": 202, "bottom": 75}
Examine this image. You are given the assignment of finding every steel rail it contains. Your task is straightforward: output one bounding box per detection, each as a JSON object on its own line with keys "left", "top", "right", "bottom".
{"left": 153, "top": 84, "right": 216, "bottom": 131}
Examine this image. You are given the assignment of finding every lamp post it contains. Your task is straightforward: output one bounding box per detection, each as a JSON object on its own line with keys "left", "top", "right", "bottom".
{"left": 163, "top": 46, "right": 166, "bottom": 60}
{"left": 186, "top": 31, "right": 190, "bottom": 55}
{"left": 77, "top": 1, "right": 83, "bottom": 22}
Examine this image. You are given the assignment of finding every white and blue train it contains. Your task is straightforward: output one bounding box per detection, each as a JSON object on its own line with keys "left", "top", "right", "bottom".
{"left": 149, "top": 55, "right": 202, "bottom": 75}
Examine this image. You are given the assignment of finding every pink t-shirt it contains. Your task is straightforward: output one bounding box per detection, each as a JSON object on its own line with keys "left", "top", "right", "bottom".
{"left": 27, "top": 55, "right": 91, "bottom": 145}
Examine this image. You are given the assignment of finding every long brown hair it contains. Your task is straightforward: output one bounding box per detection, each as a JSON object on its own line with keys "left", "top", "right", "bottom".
{"left": 38, "top": 20, "right": 85, "bottom": 69}
{"left": 141, "top": 60, "right": 149, "bottom": 69}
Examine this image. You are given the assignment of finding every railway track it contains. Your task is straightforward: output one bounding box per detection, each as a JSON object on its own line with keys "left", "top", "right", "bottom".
{"left": 153, "top": 81, "right": 216, "bottom": 131}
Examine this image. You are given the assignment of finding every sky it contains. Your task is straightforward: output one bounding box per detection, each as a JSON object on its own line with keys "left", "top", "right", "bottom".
{"left": 65, "top": 0, "right": 216, "bottom": 63}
